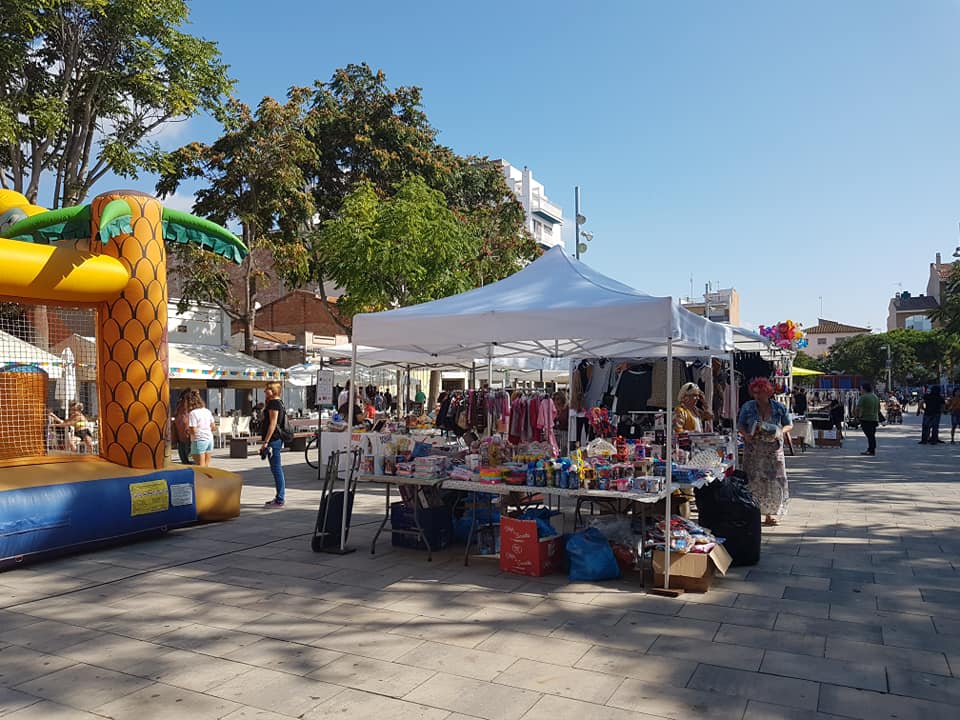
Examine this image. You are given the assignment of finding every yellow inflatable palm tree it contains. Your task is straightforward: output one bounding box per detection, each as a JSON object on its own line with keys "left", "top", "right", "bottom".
{"left": 0, "top": 189, "right": 246, "bottom": 469}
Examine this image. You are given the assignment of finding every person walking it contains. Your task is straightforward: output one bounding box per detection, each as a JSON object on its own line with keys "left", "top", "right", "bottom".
{"left": 947, "top": 389, "right": 960, "bottom": 443}
{"left": 829, "top": 399, "right": 845, "bottom": 440}
{"left": 260, "top": 381, "right": 287, "bottom": 508}
{"left": 856, "top": 383, "right": 880, "bottom": 456}
{"left": 172, "top": 391, "right": 194, "bottom": 464}
{"left": 919, "top": 386, "right": 945, "bottom": 444}
{"left": 186, "top": 393, "right": 216, "bottom": 466}
{"left": 738, "top": 377, "right": 793, "bottom": 526}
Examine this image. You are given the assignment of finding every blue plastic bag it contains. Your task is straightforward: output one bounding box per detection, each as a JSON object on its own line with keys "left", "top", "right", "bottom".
{"left": 566, "top": 527, "right": 621, "bottom": 581}
{"left": 519, "top": 508, "right": 559, "bottom": 538}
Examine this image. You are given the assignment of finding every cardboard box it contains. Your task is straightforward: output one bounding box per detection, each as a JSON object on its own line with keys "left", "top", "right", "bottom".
{"left": 652, "top": 544, "right": 732, "bottom": 592}
{"left": 499, "top": 516, "right": 564, "bottom": 577}
{"left": 815, "top": 429, "right": 842, "bottom": 448}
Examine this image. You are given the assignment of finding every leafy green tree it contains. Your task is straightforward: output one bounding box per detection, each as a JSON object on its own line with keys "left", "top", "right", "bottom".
{"left": 824, "top": 329, "right": 958, "bottom": 385}
{"left": 314, "top": 177, "right": 478, "bottom": 318}
{"left": 929, "top": 261, "right": 960, "bottom": 334}
{"left": 156, "top": 92, "right": 316, "bottom": 353}
{"left": 1, "top": 0, "right": 231, "bottom": 206}
{"left": 296, "top": 64, "right": 536, "bottom": 329}
{"left": 792, "top": 351, "right": 828, "bottom": 372}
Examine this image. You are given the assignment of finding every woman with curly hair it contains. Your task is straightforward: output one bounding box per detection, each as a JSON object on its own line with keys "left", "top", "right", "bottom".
{"left": 737, "top": 377, "right": 792, "bottom": 526}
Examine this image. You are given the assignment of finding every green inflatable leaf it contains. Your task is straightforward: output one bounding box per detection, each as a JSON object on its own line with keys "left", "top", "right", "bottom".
{"left": 0, "top": 205, "right": 91, "bottom": 244}
{"left": 161, "top": 208, "right": 248, "bottom": 264}
{"left": 97, "top": 199, "right": 133, "bottom": 243}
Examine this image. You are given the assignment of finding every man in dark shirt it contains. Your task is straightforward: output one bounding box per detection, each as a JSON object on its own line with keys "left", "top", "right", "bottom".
{"left": 919, "top": 386, "right": 945, "bottom": 444}
{"left": 792, "top": 388, "right": 808, "bottom": 416}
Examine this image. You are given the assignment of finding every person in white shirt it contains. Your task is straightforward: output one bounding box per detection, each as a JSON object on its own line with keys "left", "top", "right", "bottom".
{"left": 337, "top": 381, "right": 351, "bottom": 418}
{"left": 187, "top": 393, "right": 216, "bottom": 466}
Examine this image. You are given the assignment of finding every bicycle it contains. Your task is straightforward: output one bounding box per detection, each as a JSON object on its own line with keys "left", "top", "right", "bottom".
{"left": 305, "top": 430, "right": 321, "bottom": 469}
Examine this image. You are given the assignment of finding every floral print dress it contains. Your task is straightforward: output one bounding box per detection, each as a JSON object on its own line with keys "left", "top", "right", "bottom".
{"left": 737, "top": 399, "right": 791, "bottom": 517}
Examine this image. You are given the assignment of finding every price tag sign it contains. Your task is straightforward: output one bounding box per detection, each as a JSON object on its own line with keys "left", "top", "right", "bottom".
{"left": 316, "top": 369, "right": 335, "bottom": 407}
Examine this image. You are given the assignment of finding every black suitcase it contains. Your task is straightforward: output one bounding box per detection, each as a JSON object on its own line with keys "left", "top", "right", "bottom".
{"left": 311, "top": 489, "right": 355, "bottom": 551}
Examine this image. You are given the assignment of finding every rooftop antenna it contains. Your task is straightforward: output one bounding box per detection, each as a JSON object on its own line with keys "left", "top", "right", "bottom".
{"left": 689, "top": 274, "right": 694, "bottom": 300}
{"left": 818, "top": 296, "right": 823, "bottom": 318}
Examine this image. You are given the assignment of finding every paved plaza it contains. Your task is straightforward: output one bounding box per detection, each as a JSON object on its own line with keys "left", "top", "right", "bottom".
{"left": 0, "top": 416, "right": 958, "bottom": 719}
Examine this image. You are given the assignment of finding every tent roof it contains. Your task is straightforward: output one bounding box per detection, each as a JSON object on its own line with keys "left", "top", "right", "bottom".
{"left": 352, "top": 247, "right": 733, "bottom": 359}
{"left": 168, "top": 343, "right": 283, "bottom": 382}
{"left": 0, "top": 329, "right": 62, "bottom": 379}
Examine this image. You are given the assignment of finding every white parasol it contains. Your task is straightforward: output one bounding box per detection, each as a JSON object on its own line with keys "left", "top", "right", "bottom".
{"left": 54, "top": 346, "right": 77, "bottom": 411}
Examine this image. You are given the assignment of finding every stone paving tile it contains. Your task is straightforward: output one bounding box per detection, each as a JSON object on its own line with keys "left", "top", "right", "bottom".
{"left": 311, "top": 652, "right": 435, "bottom": 697}
{"left": 224, "top": 637, "right": 343, "bottom": 675}
{"left": 574, "top": 645, "right": 697, "bottom": 687}
{"left": 781, "top": 586, "right": 879, "bottom": 609}
{"left": 207, "top": 666, "right": 343, "bottom": 716}
{"left": 95, "top": 682, "right": 242, "bottom": 719}
{"left": 676, "top": 602, "right": 778, "bottom": 629}
{"left": 0, "top": 619, "right": 102, "bottom": 655}
{"left": 647, "top": 635, "right": 763, "bottom": 672}
{"left": 493, "top": 658, "right": 623, "bottom": 704}
{"left": 0, "top": 644, "right": 76, "bottom": 687}
{"left": 519, "top": 694, "right": 663, "bottom": 720}
{"left": 887, "top": 669, "right": 960, "bottom": 705}
{"left": 760, "top": 649, "right": 886, "bottom": 692}
{"left": 0, "top": 685, "right": 42, "bottom": 716}
{"left": 817, "top": 683, "right": 958, "bottom": 720}
{"left": 714, "top": 624, "right": 826, "bottom": 656}
{"left": 57, "top": 634, "right": 174, "bottom": 673}
{"left": 825, "top": 637, "right": 950, "bottom": 675}
{"left": 476, "top": 629, "right": 591, "bottom": 667}
{"left": 312, "top": 625, "right": 425, "bottom": 662}
{"left": 614, "top": 610, "right": 719, "bottom": 642}
{"left": 151, "top": 622, "right": 264, "bottom": 656}
{"left": 302, "top": 687, "right": 449, "bottom": 720}
{"left": 774, "top": 612, "right": 883, "bottom": 643}
{"left": 687, "top": 663, "right": 820, "bottom": 710}
{"left": 403, "top": 672, "right": 541, "bottom": 720}
{"left": 549, "top": 616, "right": 658, "bottom": 652}
{"left": 221, "top": 708, "right": 294, "bottom": 720}
{"left": 388, "top": 617, "right": 500, "bottom": 649}
{"left": 733, "top": 594, "right": 830, "bottom": 619}
{"left": 125, "top": 647, "right": 253, "bottom": 692}
{"left": 742, "top": 699, "right": 848, "bottom": 719}
{"left": 607, "top": 676, "right": 747, "bottom": 720}
{"left": 2, "top": 699, "right": 103, "bottom": 719}
{"left": 395, "top": 640, "right": 515, "bottom": 682}
{"left": 12, "top": 663, "right": 152, "bottom": 713}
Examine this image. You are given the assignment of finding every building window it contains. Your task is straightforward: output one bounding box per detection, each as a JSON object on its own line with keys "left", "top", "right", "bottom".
{"left": 817, "top": 337, "right": 827, "bottom": 345}
{"left": 905, "top": 315, "right": 932, "bottom": 331}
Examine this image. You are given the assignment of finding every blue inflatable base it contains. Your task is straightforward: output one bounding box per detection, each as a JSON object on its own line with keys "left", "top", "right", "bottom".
{"left": 0, "top": 466, "right": 197, "bottom": 568}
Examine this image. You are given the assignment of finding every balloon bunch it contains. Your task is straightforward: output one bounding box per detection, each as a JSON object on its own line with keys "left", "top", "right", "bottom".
{"left": 758, "top": 320, "right": 807, "bottom": 350}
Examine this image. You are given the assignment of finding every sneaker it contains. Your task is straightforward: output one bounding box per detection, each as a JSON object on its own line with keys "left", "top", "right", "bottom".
{"left": 264, "top": 499, "right": 285, "bottom": 508}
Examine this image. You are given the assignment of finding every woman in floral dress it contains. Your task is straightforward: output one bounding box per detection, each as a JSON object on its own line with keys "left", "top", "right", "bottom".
{"left": 737, "top": 377, "right": 792, "bottom": 525}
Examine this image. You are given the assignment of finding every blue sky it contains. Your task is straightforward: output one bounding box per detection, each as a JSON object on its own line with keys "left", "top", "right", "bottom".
{"left": 139, "top": 1, "right": 960, "bottom": 331}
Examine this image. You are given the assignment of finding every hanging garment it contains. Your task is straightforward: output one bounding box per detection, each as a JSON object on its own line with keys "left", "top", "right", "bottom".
{"left": 648, "top": 359, "right": 689, "bottom": 409}
{"left": 537, "top": 396, "right": 558, "bottom": 455}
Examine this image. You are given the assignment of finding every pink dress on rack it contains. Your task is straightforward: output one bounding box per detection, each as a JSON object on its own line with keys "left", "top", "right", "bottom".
{"left": 537, "top": 398, "right": 558, "bottom": 456}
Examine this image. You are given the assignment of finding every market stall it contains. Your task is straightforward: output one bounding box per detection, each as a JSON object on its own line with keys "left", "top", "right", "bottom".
{"left": 347, "top": 247, "right": 734, "bottom": 589}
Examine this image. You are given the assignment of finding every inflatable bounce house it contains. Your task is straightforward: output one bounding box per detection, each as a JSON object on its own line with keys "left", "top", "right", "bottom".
{"left": 0, "top": 189, "right": 246, "bottom": 567}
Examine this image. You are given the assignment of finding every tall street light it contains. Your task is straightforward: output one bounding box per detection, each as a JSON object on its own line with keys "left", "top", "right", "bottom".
{"left": 574, "top": 186, "right": 592, "bottom": 259}
{"left": 880, "top": 344, "right": 892, "bottom": 393}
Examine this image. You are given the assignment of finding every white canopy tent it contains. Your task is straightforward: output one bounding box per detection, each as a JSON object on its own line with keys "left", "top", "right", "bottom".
{"left": 344, "top": 247, "right": 735, "bottom": 587}
{"left": 0, "top": 329, "right": 62, "bottom": 379}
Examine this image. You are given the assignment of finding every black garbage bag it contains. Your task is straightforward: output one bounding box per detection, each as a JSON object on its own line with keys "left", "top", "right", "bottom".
{"left": 695, "top": 470, "right": 761, "bottom": 566}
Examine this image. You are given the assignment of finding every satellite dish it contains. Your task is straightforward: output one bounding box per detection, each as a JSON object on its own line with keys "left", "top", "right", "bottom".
{"left": 576, "top": 214, "right": 586, "bottom": 225}
{"left": 577, "top": 243, "right": 588, "bottom": 255}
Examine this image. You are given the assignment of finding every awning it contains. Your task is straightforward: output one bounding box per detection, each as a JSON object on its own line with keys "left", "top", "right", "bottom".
{"left": 0, "top": 329, "right": 62, "bottom": 379}
{"left": 169, "top": 343, "right": 283, "bottom": 387}
{"left": 792, "top": 366, "right": 824, "bottom": 377}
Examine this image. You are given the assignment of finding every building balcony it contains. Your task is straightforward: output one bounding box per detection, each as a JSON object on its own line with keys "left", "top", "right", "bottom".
{"left": 531, "top": 196, "right": 563, "bottom": 224}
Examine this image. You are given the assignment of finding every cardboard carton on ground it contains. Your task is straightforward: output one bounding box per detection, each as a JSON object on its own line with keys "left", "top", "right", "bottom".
{"left": 652, "top": 543, "right": 732, "bottom": 592}
{"left": 499, "top": 516, "right": 564, "bottom": 577}
{"left": 815, "top": 429, "right": 842, "bottom": 448}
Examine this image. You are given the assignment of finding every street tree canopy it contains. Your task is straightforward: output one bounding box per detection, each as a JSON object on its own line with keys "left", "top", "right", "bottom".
{"left": 315, "top": 177, "right": 479, "bottom": 318}
{"left": 1, "top": 0, "right": 231, "bottom": 207}
{"left": 156, "top": 92, "right": 316, "bottom": 353}
{"left": 825, "top": 329, "right": 960, "bottom": 385}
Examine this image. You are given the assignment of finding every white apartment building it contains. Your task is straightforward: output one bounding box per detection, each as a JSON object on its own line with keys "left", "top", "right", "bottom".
{"left": 498, "top": 160, "right": 564, "bottom": 249}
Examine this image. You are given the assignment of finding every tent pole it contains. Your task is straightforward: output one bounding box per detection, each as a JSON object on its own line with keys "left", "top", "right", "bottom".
{"left": 664, "top": 337, "right": 673, "bottom": 590}
{"left": 341, "top": 344, "right": 358, "bottom": 551}
{"left": 729, "top": 352, "right": 737, "bottom": 469}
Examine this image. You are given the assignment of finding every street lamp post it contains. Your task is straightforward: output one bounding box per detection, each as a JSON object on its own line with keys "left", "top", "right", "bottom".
{"left": 574, "top": 186, "right": 591, "bottom": 259}
{"left": 880, "top": 345, "right": 892, "bottom": 393}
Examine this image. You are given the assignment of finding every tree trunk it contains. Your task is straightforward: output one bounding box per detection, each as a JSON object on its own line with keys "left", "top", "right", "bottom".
{"left": 428, "top": 369, "right": 441, "bottom": 411}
